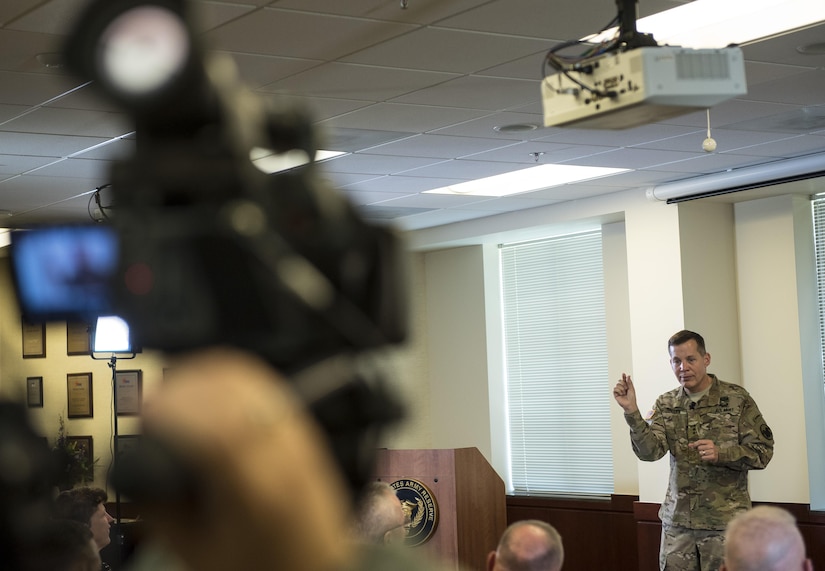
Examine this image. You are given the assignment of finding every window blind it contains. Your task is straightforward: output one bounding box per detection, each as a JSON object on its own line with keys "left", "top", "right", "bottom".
{"left": 811, "top": 197, "right": 825, "bottom": 385}
{"left": 500, "top": 230, "right": 614, "bottom": 496}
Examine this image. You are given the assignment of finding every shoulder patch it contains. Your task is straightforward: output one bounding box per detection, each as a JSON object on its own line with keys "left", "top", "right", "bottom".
{"left": 761, "top": 424, "right": 773, "bottom": 440}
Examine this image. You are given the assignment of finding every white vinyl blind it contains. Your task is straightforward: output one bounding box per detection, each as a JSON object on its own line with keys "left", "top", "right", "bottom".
{"left": 811, "top": 196, "right": 825, "bottom": 384}
{"left": 500, "top": 230, "right": 614, "bottom": 496}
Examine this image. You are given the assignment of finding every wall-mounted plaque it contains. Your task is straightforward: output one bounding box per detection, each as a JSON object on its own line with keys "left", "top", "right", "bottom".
{"left": 66, "top": 322, "right": 92, "bottom": 355}
{"left": 67, "top": 373, "right": 93, "bottom": 418}
{"left": 22, "top": 322, "right": 46, "bottom": 358}
{"left": 27, "top": 376, "right": 43, "bottom": 408}
{"left": 115, "top": 370, "right": 142, "bottom": 416}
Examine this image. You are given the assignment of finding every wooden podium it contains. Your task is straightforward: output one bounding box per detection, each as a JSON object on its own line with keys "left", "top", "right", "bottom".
{"left": 374, "top": 447, "right": 507, "bottom": 570}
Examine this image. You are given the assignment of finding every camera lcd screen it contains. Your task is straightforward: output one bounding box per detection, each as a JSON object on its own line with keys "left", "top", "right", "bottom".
{"left": 10, "top": 225, "right": 118, "bottom": 321}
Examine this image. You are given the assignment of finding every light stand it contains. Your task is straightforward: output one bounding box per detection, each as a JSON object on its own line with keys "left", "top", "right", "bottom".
{"left": 91, "top": 316, "right": 136, "bottom": 527}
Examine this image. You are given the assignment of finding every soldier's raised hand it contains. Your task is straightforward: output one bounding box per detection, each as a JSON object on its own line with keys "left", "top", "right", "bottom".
{"left": 613, "top": 373, "right": 639, "bottom": 414}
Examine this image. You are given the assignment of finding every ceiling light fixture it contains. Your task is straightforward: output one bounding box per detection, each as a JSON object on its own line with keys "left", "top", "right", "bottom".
{"left": 423, "top": 164, "right": 630, "bottom": 197}
{"left": 586, "top": 0, "right": 825, "bottom": 49}
{"left": 250, "top": 148, "right": 347, "bottom": 174}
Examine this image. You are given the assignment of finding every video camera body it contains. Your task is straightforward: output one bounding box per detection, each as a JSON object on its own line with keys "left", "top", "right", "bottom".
{"left": 7, "top": 0, "right": 408, "bottom": 530}
{"left": 13, "top": 0, "right": 407, "bottom": 375}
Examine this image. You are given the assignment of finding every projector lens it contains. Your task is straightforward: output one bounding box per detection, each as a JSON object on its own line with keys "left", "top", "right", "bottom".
{"left": 98, "top": 6, "right": 189, "bottom": 96}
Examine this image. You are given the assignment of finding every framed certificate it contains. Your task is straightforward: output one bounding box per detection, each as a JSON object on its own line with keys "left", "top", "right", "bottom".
{"left": 22, "top": 322, "right": 46, "bottom": 358}
{"left": 116, "top": 434, "right": 141, "bottom": 459}
{"left": 115, "top": 370, "right": 142, "bottom": 416}
{"left": 27, "top": 376, "right": 43, "bottom": 408}
{"left": 67, "top": 373, "right": 93, "bottom": 418}
{"left": 66, "top": 322, "right": 92, "bottom": 355}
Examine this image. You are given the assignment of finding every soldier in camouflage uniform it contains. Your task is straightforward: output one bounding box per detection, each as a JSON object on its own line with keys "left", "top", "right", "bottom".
{"left": 613, "top": 330, "right": 774, "bottom": 571}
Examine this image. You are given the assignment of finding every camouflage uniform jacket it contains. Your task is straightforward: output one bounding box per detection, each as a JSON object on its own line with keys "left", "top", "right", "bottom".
{"left": 623, "top": 375, "right": 774, "bottom": 530}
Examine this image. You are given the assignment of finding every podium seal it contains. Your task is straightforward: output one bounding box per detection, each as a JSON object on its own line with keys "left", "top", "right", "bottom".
{"left": 390, "top": 478, "right": 439, "bottom": 547}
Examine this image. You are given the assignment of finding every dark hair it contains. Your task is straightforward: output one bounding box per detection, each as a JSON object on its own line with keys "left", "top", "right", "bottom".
{"left": 668, "top": 330, "right": 706, "bottom": 355}
{"left": 21, "top": 519, "right": 99, "bottom": 571}
{"left": 53, "top": 487, "right": 108, "bottom": 527}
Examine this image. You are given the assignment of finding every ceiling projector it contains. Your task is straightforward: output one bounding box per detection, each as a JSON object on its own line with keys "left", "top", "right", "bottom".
{"left": 541, "top": 46, "right": 747, "bottom": 129}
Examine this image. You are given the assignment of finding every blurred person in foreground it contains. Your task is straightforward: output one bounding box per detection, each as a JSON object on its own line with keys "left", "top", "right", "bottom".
{"left": 720, "top": 505, "right": 813, "bottom": 571}
{"left": 118, "top": 348, "right": 455, "bottom": 571}
{"left": 613, "top": 330, "right": 774, "bottom": 571}
{"left": 487, "top": 519, "right": 564, "bottom": 571}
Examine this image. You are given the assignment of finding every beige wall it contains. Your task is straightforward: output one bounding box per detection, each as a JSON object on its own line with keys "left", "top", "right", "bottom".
{"left": 1, "top": 183, "right": 824, "bottom": 509}
{"left": 412, "top": 185, "right": 825, "bottom": 509}
{"left": 0, "top": 255, "right": 167, "bottom": 491}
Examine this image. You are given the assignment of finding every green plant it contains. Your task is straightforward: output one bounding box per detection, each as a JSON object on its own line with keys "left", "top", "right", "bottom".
{"left": 52, "top": 414, "right": 98, "bottom": 489}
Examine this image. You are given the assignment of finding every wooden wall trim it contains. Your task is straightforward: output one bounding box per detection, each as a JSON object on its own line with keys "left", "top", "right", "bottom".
{"left": 507, "top": 496, "right": 825, "bottom": 571}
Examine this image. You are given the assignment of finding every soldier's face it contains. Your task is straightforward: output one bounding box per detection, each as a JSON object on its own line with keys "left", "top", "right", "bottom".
{"left": 669, "top": 340, "right": 711, "bottom": 394}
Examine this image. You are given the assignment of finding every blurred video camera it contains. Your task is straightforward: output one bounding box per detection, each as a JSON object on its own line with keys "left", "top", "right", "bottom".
{"left": 8, "top": 0, "right": 409, "bottom": 514}
{"left": 10, "top": 0, "right": 407, "bottom": 374}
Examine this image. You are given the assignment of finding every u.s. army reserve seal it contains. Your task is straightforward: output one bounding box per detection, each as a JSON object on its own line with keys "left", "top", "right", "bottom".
{"left": 390, "top": 478, "right": 439, "bottom": 547}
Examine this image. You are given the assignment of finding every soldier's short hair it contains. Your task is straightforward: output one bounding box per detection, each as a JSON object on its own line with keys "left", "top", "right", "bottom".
{"left": 668, "top": 330, "right": 706, "bottom": 355}
{"left": 495, "top": 519, "right": 564, "bottom": 571}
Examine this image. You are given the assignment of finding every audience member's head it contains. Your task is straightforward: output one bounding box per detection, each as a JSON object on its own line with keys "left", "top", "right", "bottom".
{"left": 21, "top": 518, "right": 101, "bottom": 571}
{"left": 721, "top": 505, "right": 813, "bottom": 571}
{"left": 53, "top": 487, "right": 114, "bottom": 551}
{"left": 487, "top": 519, "right": 564, "bottom": 571}
{"left": 353, "top": 481, "right": 406, "bottom": 545}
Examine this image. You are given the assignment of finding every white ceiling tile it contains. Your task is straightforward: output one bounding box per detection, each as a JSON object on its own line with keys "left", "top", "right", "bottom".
{"left": 0, "top": 71, "right": 82, "bottom": 106}
{"left": 391, "top": 75, "right": 541, "bottom": 111}
{"left": 364, "top": 133, "right": 518, "bottom": 159}
{"left": 28, "top": 157, "right": 109, "bottom": 179}
{"left": 461, "top": 141, "right": 580, "bottom": 163}
{"left": 320, "top": 152, "right": 445, "bottom": 174}
{"left": 456, "top": 195, "right": 562, "bottom": 211}
{"left": 223, "top": 52, "right": 323, "bottom": 88}
{"left": 436, "top": 0, "right": 612, "bottom": 40}
{"left": 0, "top": 154, "right": 56, "bottom": 174}
{"left": 338, "top": 175, "right": 469, "bottom": 194}
{"left": 399, "top": 158, "right": 531, "bottom": 179}
{"left": 655, "top": 153, "right": 770, "bottom": 174}
{"left": 342, "top": 28, "right": 549, "bottom": 74}
{"left": 340, "top": 189, "right": 417, "bottom": 206}
{"left": 376, "top": 192, "right": 492, "bottom": 208}
{"left": 0, "top": 29, "right": 65, "bottom": 72}
{"left": 1, "top": 107, "right": 131, "bottom": 137}
{"left": 0, "top": 0, "right": 822, "bottom": 231}
{"left": 5, "top": 0, "right": 89, "bottom": 35}
{"left": 431, "top": 111, "right": 545, "bottom": 139}
{"left": 743, "top": 69, "right": 825, "bottom": 106}
{"left": 205, "top": 8, "right": 417, "bottom": 59}
{"left": 269, "top": 0, "right": 491, "bottom": 24}
{"left": 192, "top": 1, "right": 260, "bottom": 32}
{"left": 0, "top": 131, "right": 110, "bottom": 157}
{"left": 567, "top": 147, "right": 703, "bottom": 169}
{"left": 259, "top": 62, "right": 459, "bottom": 101}
{"left": 318, "top": 103, "right": 489, "bottom": 133}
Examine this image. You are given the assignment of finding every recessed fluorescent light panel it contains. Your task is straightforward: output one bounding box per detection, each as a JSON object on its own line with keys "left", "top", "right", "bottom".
{"left": 422, "top": 164, "right": 629, "bottom": 197}
{"left": 251, "top": 148, "right": 346, "bottom": 174}
{"left": 586, "top": 0, "right": 825, "bottom": 49}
